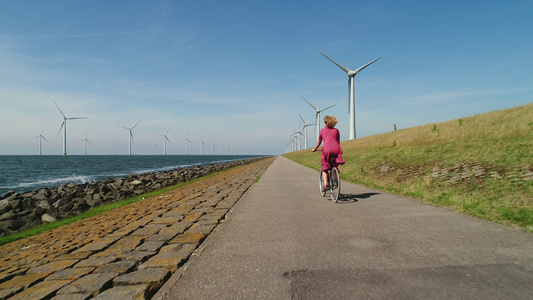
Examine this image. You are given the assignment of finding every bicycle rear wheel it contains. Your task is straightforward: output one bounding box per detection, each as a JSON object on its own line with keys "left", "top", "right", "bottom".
{"left": 330, "top": 167, "right": 340, "bottom": 202}
{"left": 319, "top": 168, "right": 326, "bottom": 197}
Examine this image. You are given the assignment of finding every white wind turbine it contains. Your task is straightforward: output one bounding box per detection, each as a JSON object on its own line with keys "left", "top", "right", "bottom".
{"left": 303, "top": 98, "right": 336, "bottom": 142}
{"left": 35, "top": 126, "right": 48, "bottom": 156}
{"left": 182, "top": 132, "right": 194, "bottom": 155}
{"left": 298, "top": 113, "right": 315, "bottom": 149}
{"left": 320, "top": 52, "right": 380, "bottom": 140}
{"left": 197, "top": 136, "right": 208, "bottom": 155}
{"left": 54, "top": 101, "right": 87, "bottom": 156}
{"left": 117, "top": 121, "right": 141, "bottom": 156}
{"left": 113, "top": 139, "right": 121, "bottom": 155}
{"left": 158, "top": 127, "right": 171, "bottom": 156}
{"left": 82, "top": 133, "right": 91, "bottom": 156}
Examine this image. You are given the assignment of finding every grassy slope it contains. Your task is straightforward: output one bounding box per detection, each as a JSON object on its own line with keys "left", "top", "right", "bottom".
{"left": 284, "top": 103, "right": 533, "bottom": 231}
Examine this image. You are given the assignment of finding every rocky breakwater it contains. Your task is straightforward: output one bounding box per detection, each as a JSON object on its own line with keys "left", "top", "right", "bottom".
{"left": 0, "top": 158, "right": 265, "bottom": 236}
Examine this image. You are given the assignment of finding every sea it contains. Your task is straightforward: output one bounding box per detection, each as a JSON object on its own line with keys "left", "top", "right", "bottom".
{"left": 0, "top": 155, "right": 266, "bottom": 197}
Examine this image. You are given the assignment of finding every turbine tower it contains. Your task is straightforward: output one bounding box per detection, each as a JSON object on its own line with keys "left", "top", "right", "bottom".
{"left": 303, "top": 98, "right": 336, "bottom": 142}
{"left": 298, "top": 113, "right": 315, "bottom": 149}
{"left": 35, "top": 126, "right": 48, "bottom": 156}
{"left": 117, "top": 121, "right": 141, "bottom": 156}
{"left": 54, "top": 101, "right": 87, "bottom": 156}
{"left": 158, "top": 127, "right": 171, "bottom": 156}
{"left": 320, "top": 52, "right": 380, "bottom": 140}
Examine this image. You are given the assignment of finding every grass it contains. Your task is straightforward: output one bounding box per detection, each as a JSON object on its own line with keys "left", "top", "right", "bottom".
{"left": 284, "top": 103, "right": 533, "bottom": 232}
{"left": 0, "top": 167, "right": 235, "bottom": 246}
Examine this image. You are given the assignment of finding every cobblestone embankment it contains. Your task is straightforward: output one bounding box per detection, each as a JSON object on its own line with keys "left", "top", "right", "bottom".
{"left": 0, "top": 157, "right": 274, "bottom": 300}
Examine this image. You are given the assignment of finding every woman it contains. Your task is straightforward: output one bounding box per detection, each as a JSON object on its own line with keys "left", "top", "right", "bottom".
{"left": 311, "top": 115, "right": 345, "bottom": 190}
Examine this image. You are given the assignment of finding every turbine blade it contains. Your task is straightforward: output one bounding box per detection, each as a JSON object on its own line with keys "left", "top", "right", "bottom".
{"left": 53, "top": 100, "right": 66, "bottom": 118}
{"left": 354, "top": 57, "right": 381, "bottom": 75}
{"left": 321, "top": 103, "right": 337, "bottom": 112}
{"left": 57, "top": 121, "right": 65, "bottom": 136}
{"left": 320, "top": 52, "right": 350, "bottom": 73}
{"left": 303, "top": 98, "right": 319, "bottom": 111}
{"left": 298, "top": 113, "right": 305, "bottom": 123}
{"left": 67, "top": 117, "right": 87, "bottom": 120}
{"left": 132, "top": 120, "right": 141, "bottom": 129}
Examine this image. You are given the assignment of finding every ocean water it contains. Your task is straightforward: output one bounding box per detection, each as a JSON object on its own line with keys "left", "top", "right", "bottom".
{"left": 0, "top": 155, "right": 265, "bottom": 197}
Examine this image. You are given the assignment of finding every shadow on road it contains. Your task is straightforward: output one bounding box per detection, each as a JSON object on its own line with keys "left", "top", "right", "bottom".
{"left": 337, "top": 192, "right": 380, "bottom": 204}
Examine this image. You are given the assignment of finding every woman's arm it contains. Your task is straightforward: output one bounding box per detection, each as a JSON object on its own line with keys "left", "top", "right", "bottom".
{"left": 311, "top": 137, "right": 322, "bottom": 152}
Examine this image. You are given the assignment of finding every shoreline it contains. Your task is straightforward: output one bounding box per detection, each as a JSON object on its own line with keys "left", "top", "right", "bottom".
{"left": 0, "top": 157, "right": 271, "bottom": 236}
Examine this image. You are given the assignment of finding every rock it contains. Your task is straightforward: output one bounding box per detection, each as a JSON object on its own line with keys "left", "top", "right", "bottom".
{"left": 0, "top": 199, "right": 9, "bottom": 212}
{"left": 41, "top": 213, "right": 57, "bottom": 223}
{"left": 0, "top": 211, "right": 16, "bottom": 221}
{"left": 0, "top": 219, "right": 24, "bottom": 231}
{"left": 2, "top": 190, "right": 16, "bottom": 199}
{"left": 53, "top": 197, "right": 70, "bottom": 209}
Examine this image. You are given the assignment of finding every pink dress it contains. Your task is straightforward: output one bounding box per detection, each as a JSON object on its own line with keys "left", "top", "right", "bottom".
{"left": 317, "top": 127, "right": 345, "bottom": 171}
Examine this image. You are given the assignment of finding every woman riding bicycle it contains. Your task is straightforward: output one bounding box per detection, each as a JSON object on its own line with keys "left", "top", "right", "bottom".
{"left": 311, "top": 115, "right": 345, "bottom": 191}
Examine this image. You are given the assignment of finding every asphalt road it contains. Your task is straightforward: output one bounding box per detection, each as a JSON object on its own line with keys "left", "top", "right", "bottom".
{"left": 155, "top": 156, "right": 533, "bottom": 300}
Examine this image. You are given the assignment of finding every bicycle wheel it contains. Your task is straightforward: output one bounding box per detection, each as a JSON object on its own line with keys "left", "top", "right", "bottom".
{"left": 330, "top": 167, "right": 340, "bottom": 202}
{"left": 319, "top": 168, "right": 326, "bottom": 197}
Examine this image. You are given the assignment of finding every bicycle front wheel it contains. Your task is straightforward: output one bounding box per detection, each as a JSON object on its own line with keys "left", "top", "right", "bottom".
{"left": 319, "top": 168, "right": 326, "bottom": 197}
{"left": 330, "top": 167, "right": 340, "bottom": 202}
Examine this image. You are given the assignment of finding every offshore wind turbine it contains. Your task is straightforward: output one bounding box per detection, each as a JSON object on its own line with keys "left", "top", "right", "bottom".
{"left": 320, "top": 52, "right": 380, "bottom": 140}
{"left": 158, "top": 127, "right": 171, "bottom": 156}
{"left": 35, "top": 126, "right": 48, "bottom": 155}
{"left": 303, "top": 98, "right": 336, "bottom": 142}
{"left": 182, "top": 132, "right": 194, "bottom": 155}
{"left": 53, "top": 101, "right": 87, "bottom": 156}
{"left": 117, "top": 121, "right": 141, "bottom": 156}
{"left": 197, "top": 137, "right": 208, "bottom": 155}
{"left": 82, "top": 133, "right": 91, "bottom": 156}
{"left": 113, "top": 139, "right": 121, "bottom": 155}
{"left": 298, "top": 113, "right": 315, "bottom": 149}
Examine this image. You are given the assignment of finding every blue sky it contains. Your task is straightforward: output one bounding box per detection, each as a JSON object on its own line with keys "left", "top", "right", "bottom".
{"left": 1, "top": 1, "right": 531, "bottom": 155}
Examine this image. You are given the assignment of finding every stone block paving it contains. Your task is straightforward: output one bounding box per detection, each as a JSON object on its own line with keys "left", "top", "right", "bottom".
{"left": 0, "top": 157, "right": 274, "bottom": 300}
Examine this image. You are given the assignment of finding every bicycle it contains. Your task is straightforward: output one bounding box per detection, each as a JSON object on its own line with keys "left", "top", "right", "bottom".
{"left": 318, "top": 153, "right": 341, "bottom": 202}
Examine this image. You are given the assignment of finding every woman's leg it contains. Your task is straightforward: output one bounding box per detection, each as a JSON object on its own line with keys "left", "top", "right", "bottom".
{"left": 322, "top": 171, "right": 328, "bottom": 190}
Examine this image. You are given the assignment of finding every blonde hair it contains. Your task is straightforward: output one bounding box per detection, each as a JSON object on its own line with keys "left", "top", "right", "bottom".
{"left": 324, "top": 115, "right": 337, "bottom": 128}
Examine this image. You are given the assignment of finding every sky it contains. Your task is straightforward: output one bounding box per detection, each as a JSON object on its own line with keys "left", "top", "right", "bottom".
{"left": 0, "top": 1, "right": 532, "bottom": 155}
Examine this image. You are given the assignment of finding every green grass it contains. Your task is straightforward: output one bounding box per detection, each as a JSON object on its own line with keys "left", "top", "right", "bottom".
{"left": 285, "top": 103, "right": 533, "bottom": 232}
{"left": 0, "top": 167, "right": 234, "bottom": 246}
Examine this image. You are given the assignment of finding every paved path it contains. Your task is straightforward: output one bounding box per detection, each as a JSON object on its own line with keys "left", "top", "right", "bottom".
{"left": 0, "top": 158, "right": 274, "bottom": 299}
{"left": 156, "top": 156, "right": 533, "bottom": 300}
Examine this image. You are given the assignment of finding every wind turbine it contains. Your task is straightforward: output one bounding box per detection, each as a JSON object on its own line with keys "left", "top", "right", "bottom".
{"left": 197, "top": 136, "right": 208, "bottom": 155}
{"left": 158, "top": 127, "right": 171, "bottom": 156}
{"left": 53, "top": 101, "right": 87, "bottom": 156}
{"left": 320, "top": 52, "right": 380, "bottom": 140}
{"left": 303, "top": 98, "right": 336, "bottom": 142}
{"left": 113, "top": 139, "right": 121, "bottom": 155}
{"left": 82, "top": 133, "right": 91, "bottom": 156}
{"left": 35, "top": 126, "right": 48, "bottom": 155}
{"left": 117, "top": 121, "right": 141, "bottom": 156}
{"left": 182, "top": 132, "right": 194, "bottom": 155}
{"left": 298, "top": 113, "right": 315, "bottom": 149}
